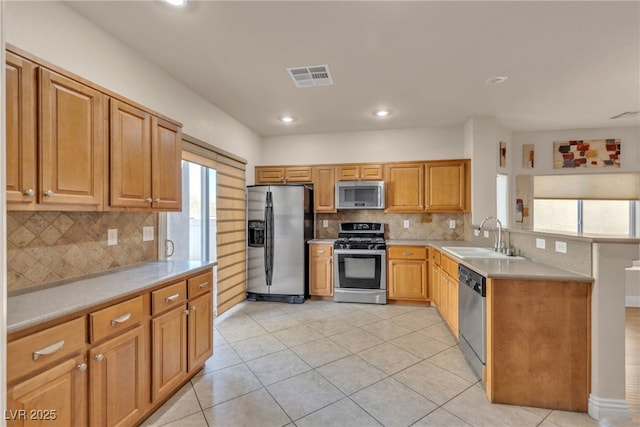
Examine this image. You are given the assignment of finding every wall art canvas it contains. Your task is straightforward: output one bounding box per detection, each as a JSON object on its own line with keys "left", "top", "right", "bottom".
{"left": 515, "top": 175, "right": 532, "bottom": 227}
{"left": 499, "top": 141, "right": 507, "bottom": 167}
{"left": 522, "top": 144, "right": 534, "bottom": 169}
{"left": 553, "top": 139, "right": 621, "bottom": 169}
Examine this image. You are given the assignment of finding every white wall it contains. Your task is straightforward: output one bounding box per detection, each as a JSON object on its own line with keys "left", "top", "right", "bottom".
{"left": 1, "top": 1, "right": 7, "bottom": 419}
{"left": 260, "top": 126, "right": 464, "bottom": 167}
{"left": 4, "top": 0, "right": 262, "bottom": 183}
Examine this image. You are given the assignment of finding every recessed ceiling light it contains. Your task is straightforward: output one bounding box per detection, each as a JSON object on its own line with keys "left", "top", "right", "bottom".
{"left": 373, "top": 109, "right": 392, "bottom": 117}
{"left": 485, "top": 75, "right": 509, "bottom": 85}
{"left": 279, "top": 116, "right": 296, "bottom": 123}
{"left": 165, "top": 0, "right": 187, "bottom": 7}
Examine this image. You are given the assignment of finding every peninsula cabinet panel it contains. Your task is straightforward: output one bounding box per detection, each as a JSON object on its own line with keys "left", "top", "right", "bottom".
{"left": 151, "top": 305, "right": 188, "bottom": 402}
{"left": 5, "top": 52, "right": 37, "bottom": 208}
{"left": 39, "top": 68, "right": 105, "bottom": 208}
{"left": 313, "top": 166, "right": 336, "bottom": 212}
{"left": 485, "top": 279, "right": 591, "bottom": 412}
{"left": 90, "top": 325, "right": 145, "bottom": 427}
{"left": 425, "top": 160, "right": 470, "bottom": 212}
{"left": 6, "top": 355, "right": 87, "bottom": 427}
{"left": 384, "top": 163, "right": 424, "bottom": 212}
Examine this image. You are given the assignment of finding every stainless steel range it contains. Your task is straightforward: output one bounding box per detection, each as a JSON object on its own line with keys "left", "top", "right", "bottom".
{"left": 333, "top": 222, "right": 386, "bottom": 304}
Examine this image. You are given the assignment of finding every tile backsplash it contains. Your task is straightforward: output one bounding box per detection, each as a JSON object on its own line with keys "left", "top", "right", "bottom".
{"left": 7, "top": 211, "right": 158, "bottom": 293}
{"left": 316, "top": 211, "right": 470, "bottom": 241}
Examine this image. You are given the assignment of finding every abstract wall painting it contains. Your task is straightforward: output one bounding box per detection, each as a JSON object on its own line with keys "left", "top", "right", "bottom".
{"left": 499, "top": 141, "right": 507, "bottom": 168}
{"left": 553, "top": 139, "right": 621, "bottom": 169}
{"left": 522, "top": 144, "right": 534, "bottom": 169}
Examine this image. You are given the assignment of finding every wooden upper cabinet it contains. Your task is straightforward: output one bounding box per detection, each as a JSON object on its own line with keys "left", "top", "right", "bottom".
{"left": 5, "top": 52, "right": 37, "bottom": 207}
{"left": 313, "top": 166, "right": 336, "bottom": 212}
{"left": 110, "top": 99, "right": 181, "bottom": 210}
{"left": 425, "top": 159, "right": 470, "bottom": 212}
{"left": 39, "top": 68, "right": 105, "bottom": 208}
{"left": 336, "top": 164, "right": 383, "bottom": 181}
{"left": 151, "top": 117, "right": 182, "bottom": 210}
{"left": 384, "top": 163, "right": 424, "bottom": 212}
{"left": 255, "top": 166, "right": 312, "bottom": 184}
{"left": 110, "top": 99, "right": 152, "bottom": 208}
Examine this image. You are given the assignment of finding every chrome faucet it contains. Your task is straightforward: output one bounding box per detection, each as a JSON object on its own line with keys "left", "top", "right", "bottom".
{"left": 479, "top": 216, "right": 505, "bottom": 253}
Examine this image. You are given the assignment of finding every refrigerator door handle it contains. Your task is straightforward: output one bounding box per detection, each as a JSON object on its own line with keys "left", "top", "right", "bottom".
{"left": 264, "top": 191, "right": 275, "bottom": 287}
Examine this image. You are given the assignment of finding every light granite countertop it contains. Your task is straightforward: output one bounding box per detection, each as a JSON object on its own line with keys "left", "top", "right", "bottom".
{"left": 308, "top": 239, "right": 336, "bottom": 244}
{"left": 7, "top": 260, "right": 216, "bottom": 335}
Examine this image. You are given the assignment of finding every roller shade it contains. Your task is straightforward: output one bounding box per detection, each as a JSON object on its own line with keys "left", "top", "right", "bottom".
{"left": 534, "top": 173, "right": 640, "bottom": 200}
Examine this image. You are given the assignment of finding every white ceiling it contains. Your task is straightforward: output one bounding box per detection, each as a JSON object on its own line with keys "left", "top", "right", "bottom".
{"left": 66, "top": 0, "right": 640, "bottom": 137}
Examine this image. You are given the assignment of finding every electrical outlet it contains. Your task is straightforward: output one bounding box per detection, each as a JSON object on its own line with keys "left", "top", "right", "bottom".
{"left": 403, "top": 220, "right": 410, "bottom": 228}
{"left": 536, "top": 238, "right": 546, "bottom": 249}
{"left": 143, "top": 226, "right": 154, "bottom": 242}
{"left": 449, "top": 220, "right": 456, "bottom": 229}
{"left": 474, "top": 229, "right": 480, "bottom": 237}
{"left": 108, "top": 229, "right": 118, "bottom": 246}
{"left": 555, "top": 241, "right": 567, "bottom": 253}
{"left": 322, "top": 220, "right": 329, "bottom": 228}
{"left": 483, "top": 230, "right": 489, "bottom": 238}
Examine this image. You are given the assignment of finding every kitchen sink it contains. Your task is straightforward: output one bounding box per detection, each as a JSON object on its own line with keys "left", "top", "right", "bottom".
{"left": 441, "top": 246, "right": 525, "bottom": 260}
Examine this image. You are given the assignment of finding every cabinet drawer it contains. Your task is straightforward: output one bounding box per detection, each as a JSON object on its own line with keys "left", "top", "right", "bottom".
{"left": 89, "top": 296, "right": 144, "bottom": 343}
{"left": 442, "top": 254, "right": 459, "bottom": 277}
{"left": 188, "top": 270, "right": 213, "bottom": 299}
{"left": 7, "top": 317, "right": 86, "bottom": 384}
{"left": 310, "top": 244, "right": 333, "bottom": 257}
{"left": 388, "top": 246, "right": 427, "bottom": 260}
{"left": 431, "top": 249, "right": 441, "bottom": 266}
{"left": 152, "top": 281, "right": 187, "bottom": 315}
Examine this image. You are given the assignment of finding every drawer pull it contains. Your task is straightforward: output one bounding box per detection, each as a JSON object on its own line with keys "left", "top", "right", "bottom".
{"left": 198, "top": 282, "right": 209, "bottom": 289}
{"left": 184, "top": 310, "right": 190, "bottom": 316}
{"left": 95, "top": 354, "right": 104, "bottom": 362}
{"left": 32, "top": 340, "right": 65, "bottom": 361}
{"left": 110, "top": 312, "right": 132, "bottom": 327}
{"left": 317, "top": 250, "right": 326, "bottom": 254}
{"left": 191, "top": 306, "right": 197, "bottom": 311}
{"left": 403, "top": 252, "right": 413, "bottom": 256}
{"left": 165, "top": 294, "right": 180, "bottom": 303}
{"left": 77, "top": 363, "right": 87, "bottom": 372}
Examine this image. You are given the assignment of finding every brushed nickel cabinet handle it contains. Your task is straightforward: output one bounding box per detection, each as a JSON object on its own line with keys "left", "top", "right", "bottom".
{"left": 32, "top": 340, "right": 65, "bottom": 361}
{"left": 154, "top": 198, "right": 161, "bottom": 203}
{"left": 184, "top": 310, "right": 190, "bottom": 316}
{"left": 403, "top": 252, "right": 413, "bottom": 256}
{"left": 44, "top": 190, "right": 54, "bottom": 197}
{"left": 77, "top": 363, "right": 87, "bottom": 372}
{"left": 165, "top": 294, "right": 180, "bottom": 303}
{"left": 145, "top": 197, "right": 153, "bottom": 203}
{"left": 190, "top": 306, "right": 196, "bottom": 311}
{"left": 198, "top": 282, "right": 209, "bottom": 289}
{"left": 94, "top": 354, "right": 104, "bottom": 362}
{"left": 24, "top": 189, "right": 35, "bottom": 197}
{"left": 317, "top": 250, "right": 326, "bottom": 254}
{"left": 110, "top": 312, "right": 132, "bottom": 327}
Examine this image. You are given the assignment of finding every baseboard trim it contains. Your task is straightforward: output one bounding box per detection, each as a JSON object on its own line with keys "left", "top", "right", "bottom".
{"left": 588, "top": 395, "right": 630, "bottom": 420}
{"left": 625, "top": 296, "right": 640, "bottom": 307}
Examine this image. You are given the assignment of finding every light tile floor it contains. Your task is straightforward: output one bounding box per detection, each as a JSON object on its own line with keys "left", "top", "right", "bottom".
{"left": 141, "top": 299, "right": 602, "bottom": 427}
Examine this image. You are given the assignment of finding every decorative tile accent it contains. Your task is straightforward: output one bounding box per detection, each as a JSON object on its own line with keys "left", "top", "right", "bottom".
{"left": 316, "top": 211, "right": 469, "bottom": 241}
{"left": 7, "top": 211, "right": 158, "bottom": 293}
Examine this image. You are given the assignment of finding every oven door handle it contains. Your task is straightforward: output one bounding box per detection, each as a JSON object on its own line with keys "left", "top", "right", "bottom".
{"left": 333, "top": 249, "right": 387, "bottom": 256}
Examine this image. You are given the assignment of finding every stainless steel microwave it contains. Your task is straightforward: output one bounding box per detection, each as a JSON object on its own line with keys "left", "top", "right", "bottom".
{"left": 335, "top": 181, "right": 385, "bottom": 210}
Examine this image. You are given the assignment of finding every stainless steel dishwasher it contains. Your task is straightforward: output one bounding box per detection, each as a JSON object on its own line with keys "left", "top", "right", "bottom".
{"left": 458, "top": 264, "right": 486, "bottom": 382}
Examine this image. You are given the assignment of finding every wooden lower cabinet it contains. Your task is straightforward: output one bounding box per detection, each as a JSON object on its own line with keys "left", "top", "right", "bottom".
{"left": 309, "top": 244, "right": 333, "bottom": 296}
{"left": 387, "top": 246, "right": 428, "bottom": 302}
{"left": 188, "top": 293, "right": 214, "bottom": 370}
{"left": 6, "top": 355, "right": 87, "bottom": 427}
{"left": 152, "top": 306, "right": 188, "bottom": 402}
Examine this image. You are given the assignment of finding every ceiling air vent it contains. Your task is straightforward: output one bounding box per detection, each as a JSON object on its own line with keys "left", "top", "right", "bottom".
{"left": 287, "top": 64, "right": 333, "bottom": 88}
{"left": 610, "top": 111, "right": 640, "bottom": 120}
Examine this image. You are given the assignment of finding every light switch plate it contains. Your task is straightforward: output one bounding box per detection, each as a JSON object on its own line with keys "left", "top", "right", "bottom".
{"left": 483, "top": 230, "right": 489, "bottom": 238}
{"left": 555, "top": 241, "right": 567, "bottom": 253}
{"left": 403, "top": 220, "right": 410, "bottom": 228}
{"left": 474, "top": 229, "right": 480, "bottom": 237}
{"left": 322, "top": 220, "right": 329, "bottom": 228}
{"left": 143, "top": 226, "right": 154, "bottom": 242}
{"left": 449, "top": 220, "right": 456, "bottom": 229}
{"left": 536, "top": 238, "right": 546, "bottom": 249}
{"left": 108, "top": 229, "right": 117, "bottom": 246}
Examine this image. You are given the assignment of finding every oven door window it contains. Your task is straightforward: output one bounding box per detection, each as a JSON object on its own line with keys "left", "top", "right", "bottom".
{"left": 336, "top": 253, "right": 382, "bottom": 289}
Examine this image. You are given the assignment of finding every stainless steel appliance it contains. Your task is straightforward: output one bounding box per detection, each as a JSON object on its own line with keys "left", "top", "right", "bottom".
{"left": 458, "top": 264, "right": 486, "bottom": 381}
{"left": 247, "top": 185, "right": 314, "bottom": 303}
{"left": 333, "top": 222, "right": 386, "bottom": 304}
{"left": 335, "top": 181, "right": 385, "bottom": 210}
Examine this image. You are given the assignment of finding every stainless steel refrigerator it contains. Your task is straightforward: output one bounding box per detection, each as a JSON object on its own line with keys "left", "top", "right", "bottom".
{"left": 246, "top": 185, "right": 314, "bottom": 303}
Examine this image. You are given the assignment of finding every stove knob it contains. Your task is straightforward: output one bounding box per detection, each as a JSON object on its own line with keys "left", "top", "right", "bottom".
{"left": 367, "top": 244, "right": 374, "bottom": 250}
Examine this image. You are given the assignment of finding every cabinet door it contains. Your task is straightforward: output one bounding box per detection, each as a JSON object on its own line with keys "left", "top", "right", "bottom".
{"left": 313, "top": 166, "right": 336, "bottom": 212}
{"left": 387, "top": 259, "right": 427, "bottom": 300}
{"left": 152, "top": 306, "right": 188, "bottom": 402}
{"left": 90, "top": 326, "right": 145, "bottom": 427}
{"left": 447, "top": 277, "right": 459, "bottom": 338}
{"left": 39, "top": 68, "right": 104, "bottom": 207}
{"left": 5, "top": 52, "right": 37, "bottom": 207}
{"left": 359, "top": 164, "right": 384, "bottom": 180}
{"left": 384, "top": 163, "right": 424, "bottom": 212}
{"left": 309, "top": 245, "right": 333, "bottom": 296}
{"left": 109, "top": 99, "right": 152, "bottom": 208}
{"left": 438, "top": 272, "right": 450, "bottom": 322}
{"left": 255, "top": 167, "right": 285, "bottom": 183}
{"left": 188, "top": 293, "right": 214, "bottom": 371}
{"left": 7, "top": 356, "right": 87, "bottom": 427}
{"left": 425, "top": 160, "right": 469, "bottom": 212}
{"left": 284, "top": 166, "right": 312, "bottom": 183}
{"left": 430, "top": 264, "right": 440, "bottom": 306}
{"left": 151, "top": 117, "right": 182, "bottom": 210}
